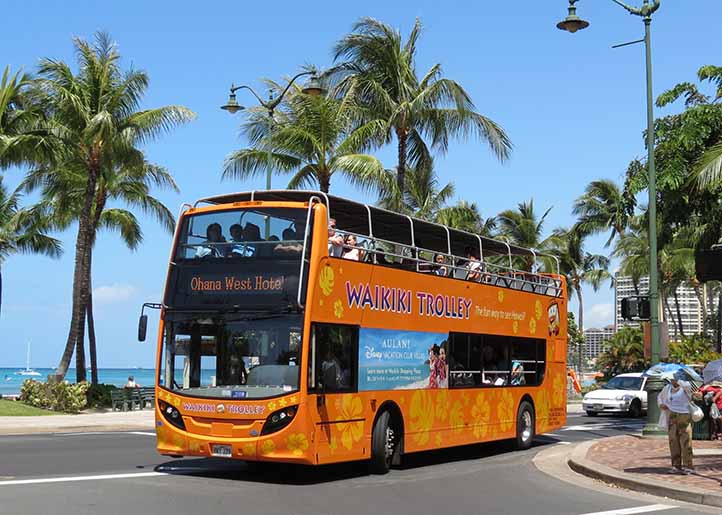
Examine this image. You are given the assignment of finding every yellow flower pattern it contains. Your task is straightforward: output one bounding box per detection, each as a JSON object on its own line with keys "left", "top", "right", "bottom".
{"left": 267, "top": 401, "right": 277, "bottom": 411}
{"left": 409, "top": 390, "right": 435, "bottom": 445}
{"left": 434, "top": 389, "right": 450, "bottom": 422}
{"left": 335, "top": 396, "right": 364, "bottom": 450}
{"left": 512, "top": 320, "right": 519, "bottom": 334}
{"left": 319, "top": 265, "right": 335, "bottom": 296}
{"left": 470, "top": 393, "right": 491, "bottom": 438}
{"left": 552, "top": 374, "right": 566, "bottom": 408}
{"left": 498, "top": 290, "right": 505, "bottom": 303}
{"left": 333, "top": 299, "right": 344, "bottom": 319}
{"left": 287, "top": 433, "right": 309, "bottom": 456}
{"left": 449, "top": 400, "right": 464, "bottom": 434}
{"left": 496, "top": 390, "right": 515, "bottom": 432}
{"left": 528, "top": 318, "right": 537, "bottom": 334}
{"left": 534, "top": 300, "right": 542, "bottom": 321}
{"left": 242, "top": 443, "right": 256, "bottom": 457}
{"left": 260, "top": 439, "right": 276, "bottom": 455}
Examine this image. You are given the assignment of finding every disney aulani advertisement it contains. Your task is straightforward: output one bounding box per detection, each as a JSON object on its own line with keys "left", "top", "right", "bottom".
{"left": 358, "top": 328, "right": 449, "bottom": 391}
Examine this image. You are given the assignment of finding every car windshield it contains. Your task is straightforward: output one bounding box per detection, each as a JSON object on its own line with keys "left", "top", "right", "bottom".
{"left": 160, "top": 313, "right": 302, "bottom": 399}
{"left": 603, "top": 376, "right": 643, "bottom": 390}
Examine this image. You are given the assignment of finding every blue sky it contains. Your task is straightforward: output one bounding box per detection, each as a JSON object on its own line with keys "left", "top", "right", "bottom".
{"left": 1, "top": 0, "right": 720, "bottom": 367}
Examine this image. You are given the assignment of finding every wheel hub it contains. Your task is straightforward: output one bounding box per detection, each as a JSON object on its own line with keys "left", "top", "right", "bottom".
{"left": 384, "top": 427, "right": 395, "bottom": 460}
{"left": 521, "top": 411, "right": 532, "bottom": 442}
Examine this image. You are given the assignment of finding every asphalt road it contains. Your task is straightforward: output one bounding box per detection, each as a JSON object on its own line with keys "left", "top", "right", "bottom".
{"left": 0, "top": 414, "right": 712, "bottom": 515}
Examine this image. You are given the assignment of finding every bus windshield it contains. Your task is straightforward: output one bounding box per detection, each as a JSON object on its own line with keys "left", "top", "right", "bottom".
{"left": 165, "top": 206, "right": 311, "bottom": 310}
{"left": 161, "top": 313, "right": 302, "bottom": 399}
{"left": 175, "top": 207, "right": 307, "bottom": 261}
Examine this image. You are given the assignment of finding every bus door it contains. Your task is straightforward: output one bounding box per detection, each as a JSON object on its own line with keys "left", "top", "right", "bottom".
{"left": 308, "top": 323, "right": 365, "bottom": 463}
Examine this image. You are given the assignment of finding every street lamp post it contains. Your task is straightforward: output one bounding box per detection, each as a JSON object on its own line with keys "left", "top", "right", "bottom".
{"left": 558, "top": 0, "right": 665, "bottom": 436}
{"left": 221, "top": 71, "right": 326, "bottom": 237}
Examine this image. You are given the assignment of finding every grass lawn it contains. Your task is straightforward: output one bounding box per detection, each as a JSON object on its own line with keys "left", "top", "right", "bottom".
{"left": 0, "top": 399, "right": 58, "bottom": 416}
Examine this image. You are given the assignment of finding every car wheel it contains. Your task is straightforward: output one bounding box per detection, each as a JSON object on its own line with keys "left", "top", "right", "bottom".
{"left": 628, "top": 399, "right": 642, "bottom": 418}
{"left": 586, "top": 410, "right": 598, "bottom": 417}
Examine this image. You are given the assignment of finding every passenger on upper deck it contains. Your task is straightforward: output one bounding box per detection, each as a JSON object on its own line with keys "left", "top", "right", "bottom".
{"left": 242, "top": 223, "right": 262, "bottom": 256}
{"left": 229, "top": 224, "right": 252, "bottom": 257}
{"left": 465, "top": 247, "right": 482, "bottom": 281}
{"left": 434, "top": 254, "right": 448, "bottom": 277}
{"left": 273, "top": 227, "right": 303, "bottom": 255}
{"left": 328, "top": 218, "right": 344, "bottom": 257}
{"left": 195, "top": 223, "right": 226, "bottom": 258}
{"left": 342, "top": 234, "right": 362, "bottom": 261}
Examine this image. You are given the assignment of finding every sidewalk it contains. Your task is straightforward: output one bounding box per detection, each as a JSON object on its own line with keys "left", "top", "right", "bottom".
{"left": 0, "top": 409, "right": 154, "bottom": 435}
{"left": 570, "top": 435, "right": 722, "bottom": 508}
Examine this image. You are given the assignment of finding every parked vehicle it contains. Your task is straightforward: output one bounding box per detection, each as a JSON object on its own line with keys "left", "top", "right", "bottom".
{"left": 582, "top": 373, "right": 647, "bottom": 417}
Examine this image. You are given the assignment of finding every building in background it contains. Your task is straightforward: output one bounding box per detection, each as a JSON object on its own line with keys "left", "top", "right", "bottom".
{"left": 583, "top": 325, "right": 615, "bottom": 365}
{"left": 614, "top": 273, "right": 717, "bottom": 340}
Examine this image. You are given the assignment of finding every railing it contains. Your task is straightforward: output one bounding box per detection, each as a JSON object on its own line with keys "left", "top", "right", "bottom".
{"left": 331, "top": 229, "right": 563, "bottom": 298}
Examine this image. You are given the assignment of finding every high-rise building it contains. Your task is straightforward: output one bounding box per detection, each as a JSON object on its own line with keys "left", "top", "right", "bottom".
{"left": 614, "top": 273, "right": 717, "bottom": 339}
{"left": 583, "top": 325, "right": 615, "bottom": 364}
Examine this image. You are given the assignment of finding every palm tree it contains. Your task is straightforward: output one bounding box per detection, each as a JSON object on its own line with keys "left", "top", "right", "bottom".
{"left": 25, "top": 161, "right": 177, "bottom": 383}
{"left": 0, "top": 177, "right": 62, "bottom": 317}
{"left": 596, "top": 327, "right": 647, "bottom": 379}
{"left": 223, "top": 83, "right": 387, "bottom": 194}
{"left": 28, "top": 32, "right": 194, "bottom": 382}
{"left": 572, "top": 179, "right": 629, "bottom": 246}
{"left": 497, "top": 199, "right": 554, "bottom": 271}
{"left": 331, "top": 17, "right": 512, "bottom": 195}
{"left": 0, "top": 66, "right": 53, "bottom": 168}
{"left": 377, "top": 160, "right": 454, "bottom": 219}
{"left": 436, "top": 200, "right": 496, "bottom": 236}
{"left": 612, "top": 216, "right": 649, "bottom": 295}
{"left": 553, "top": 228, "right": 611, "bottom": 371}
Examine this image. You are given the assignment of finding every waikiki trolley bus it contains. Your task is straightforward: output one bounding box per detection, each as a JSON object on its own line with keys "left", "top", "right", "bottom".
{"left": 139, "top": 190, "right": 568, "bottom": 474}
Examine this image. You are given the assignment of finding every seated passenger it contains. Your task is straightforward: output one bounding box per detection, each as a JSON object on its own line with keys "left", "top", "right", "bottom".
{"left": 434, "top": 254, "right": 448, "bottom": 276}
{"left": 229, "top": 224, "right": 253, "bottom": 257}
{"left": 242, "top": 223, "right": 262, "bottom": 256}
{"left": 274, "top": 227, "right": 303, "bottom": 255}
{"left": 511, "top": 360, "right": 526, "bottom": 386}
{"left": 328, "top": 218, "right": 344, "bottom": 257}
{"left": 195, "top": 223, "right": 226, "bottom": 258}
{"left": 465, "top": 247, "right": 482, "bottom": 281}
{"left": 342, "top": 234, "right": 363, "bottom": 261}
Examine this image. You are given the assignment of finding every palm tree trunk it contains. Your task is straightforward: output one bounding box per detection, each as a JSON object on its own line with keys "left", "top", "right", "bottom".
{"left": 319, "top": 171, "right": 330, "bottom": 193}
{"left": 87, "top": 262, "right": 98, "bottom": 385}
{"left": 395, "top": 127, "right": 408, "bottom": 197}
{"left": 576, "top": 288, "right": 584, "bottom": 373}
{"left": 56, "top": 169, "right": 98, "bottom": 380}
{"left": 673, "top": 288, "right": 685, "bottom": 339}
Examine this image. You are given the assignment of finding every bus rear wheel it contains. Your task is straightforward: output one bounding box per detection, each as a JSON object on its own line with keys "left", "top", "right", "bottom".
{"left": 370, "top": 410, "right": 398, "bottom": 475}
{"left": 515, "top": 401, "right": 535, "bottom": 450}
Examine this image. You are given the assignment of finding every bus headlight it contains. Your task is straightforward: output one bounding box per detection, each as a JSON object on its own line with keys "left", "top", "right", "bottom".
{"left": 261, "top": 405, "right": 298, "bottom": 435}
{"left": 159, "top": 400, "right": 186, "bottom": 431}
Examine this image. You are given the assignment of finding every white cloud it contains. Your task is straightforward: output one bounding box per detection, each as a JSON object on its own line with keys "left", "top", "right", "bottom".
{"left": 93, "top": 284, "right": 137, "bottom": 304}
{"left": 585, "top": 303, "right": 614, "bottom": 329}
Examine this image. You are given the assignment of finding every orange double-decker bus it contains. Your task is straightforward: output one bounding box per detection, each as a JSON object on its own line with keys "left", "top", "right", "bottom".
{"left": 139, "top": 191, "right": 567, "bottom": 473}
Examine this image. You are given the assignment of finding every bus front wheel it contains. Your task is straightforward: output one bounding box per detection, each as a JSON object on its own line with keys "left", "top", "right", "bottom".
{"left": 515, "top": 401, "right": 535, "bottom": 450}
{"left": 370, "top": 410, "right": 397, "bottom": 475}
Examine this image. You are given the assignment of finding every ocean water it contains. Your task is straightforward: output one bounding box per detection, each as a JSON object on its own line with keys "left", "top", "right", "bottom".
{"left": 1, "top": 368, "right": 215, "bottom": 397}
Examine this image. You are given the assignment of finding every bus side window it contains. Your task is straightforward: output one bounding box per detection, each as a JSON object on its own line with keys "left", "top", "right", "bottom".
{"left": 310, "top": 323, "right": 359, "bottom": 393}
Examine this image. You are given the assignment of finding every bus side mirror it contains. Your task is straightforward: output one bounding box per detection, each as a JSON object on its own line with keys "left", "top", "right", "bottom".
{"left": 138, "top": 314, "right": 148, "bottom": 342}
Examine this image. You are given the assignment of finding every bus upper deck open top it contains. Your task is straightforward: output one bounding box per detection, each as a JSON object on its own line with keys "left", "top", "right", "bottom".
{"left": 143, "top": 190, "right": 568, "bottom": 473}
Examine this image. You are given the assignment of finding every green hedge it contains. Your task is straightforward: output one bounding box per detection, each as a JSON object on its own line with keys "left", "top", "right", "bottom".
{"left": 19, "top": 379, "right": 90, "bottom": 413}
{"left": 86, "top": 383, "right": 118, "bottom": 408}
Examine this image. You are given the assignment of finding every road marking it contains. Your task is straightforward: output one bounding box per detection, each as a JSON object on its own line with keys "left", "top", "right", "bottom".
{"left": 578, "top": 504, "right": 676, "bottom": 515}
{"left": 562, "top": 423, "right": 643, "bottom": 432}
{"left": 556, "top": 441, "right": 571, "bottom": 445}
{"left": 0, "top": 472, "right": 166, "bottom": 487}
{"left": 55, "top": 431, "right": 155, "bottom": 437}
{"left": 127, "top": 431, "right": 156, "bottom": 436}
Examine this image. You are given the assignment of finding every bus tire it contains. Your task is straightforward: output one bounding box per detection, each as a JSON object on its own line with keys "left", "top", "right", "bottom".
{"left": 515, "top": 401, "right": 535, "bottom": 450}
{"left": 370, "top": 410, "right": 396, "bottom": 475}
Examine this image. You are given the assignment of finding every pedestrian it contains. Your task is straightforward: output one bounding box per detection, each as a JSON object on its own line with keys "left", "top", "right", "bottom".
{"left": 125, "top": 376, "right": 140, "bottom": 388}
{"left": 658, "top": 371, "right": 694, "bottom": 474}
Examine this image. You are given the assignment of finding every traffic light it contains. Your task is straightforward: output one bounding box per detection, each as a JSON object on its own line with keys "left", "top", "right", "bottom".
{"left": 621, "top": 296, "right": 650, "bottom": 320}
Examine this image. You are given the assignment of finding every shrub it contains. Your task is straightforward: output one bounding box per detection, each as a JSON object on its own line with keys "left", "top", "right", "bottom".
{"left": 19, "top": 379, "right": 89, "bottom": 413}
{"left": 86, "top": 383, "right": 117, "bottom": 408}
{"left": 668, "top": 334, "right": 722, "bottom": 365}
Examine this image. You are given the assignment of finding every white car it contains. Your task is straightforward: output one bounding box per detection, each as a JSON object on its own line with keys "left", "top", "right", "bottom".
{"left": 582, "top": 372, "right": 647, "bottom": 417}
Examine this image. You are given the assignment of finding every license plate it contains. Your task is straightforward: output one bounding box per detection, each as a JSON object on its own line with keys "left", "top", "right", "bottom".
{"left": 211, "top": 444, "right": 232, "bottom": 457}
{"left": 594, "top": 404, "right": 603, "bottom": 410}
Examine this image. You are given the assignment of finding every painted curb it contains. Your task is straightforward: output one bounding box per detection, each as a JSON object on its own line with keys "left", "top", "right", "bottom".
{"left": 0, "top": 423, "right": 154, "bottom": 436}
{"left": 569, "top": 439, "right": 722, "bottom": 508}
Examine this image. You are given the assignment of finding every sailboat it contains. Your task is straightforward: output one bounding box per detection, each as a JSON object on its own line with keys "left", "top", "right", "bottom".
{"left": 16, "top": 341, "right": 41, "bottom": 377}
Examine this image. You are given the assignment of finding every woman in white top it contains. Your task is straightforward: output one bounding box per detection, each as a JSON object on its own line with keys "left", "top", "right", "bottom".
{"left": 342, "top": 234, "right": 363, "bottom": 261}
{"left": 658, "top": 373, "right": 694, "bottom": 474}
